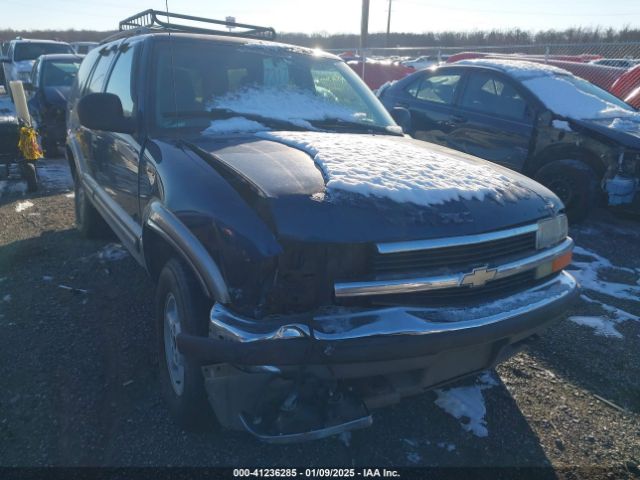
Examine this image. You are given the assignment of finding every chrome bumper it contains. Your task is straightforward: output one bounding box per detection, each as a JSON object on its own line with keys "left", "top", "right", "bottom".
{"left": 176, "top": 271, "right": 578, "bottom": 367}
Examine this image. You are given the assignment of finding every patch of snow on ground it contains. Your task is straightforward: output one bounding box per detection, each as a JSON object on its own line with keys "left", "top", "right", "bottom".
{"left": 15, "top": 200, "right": 34, "bottom": 212}
{"left": 406, "top": 452, "right": 422, "bottom": 464}
{"left": 203, "top": 117, "right": 268, "bottom": 134}
{"left": 566, "top": 247, "right": 640, "bottom": 338}
{"left": 569, "top": 315, "right": 623, "bottom": 338}
{"left": 65, "top": 192, "right": 75, "bottom": 198}
{"left": 437, "top": 442, "right": 456, "bottom": 452}
{"left": 257, "top": 131, "right": 531, "bottom": 206}
{"left": 433, "top": 371, "right": 498, "bottom": 438}
{"left": 98, "top": 243, "right": 129, "bottom": 262}
{"left": 2, "top": 294, "right": 11, "bottom": 302}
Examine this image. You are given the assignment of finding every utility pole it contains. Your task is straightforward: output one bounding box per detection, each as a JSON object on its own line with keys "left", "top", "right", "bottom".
{"left": 360, "top": 0, "right": 370, "bottom": 51}
{"left": 360, "top": 0, "right": 370, "bottom": 83}
{"left": 386, "top": 0, "right": 392, "bottom": 48}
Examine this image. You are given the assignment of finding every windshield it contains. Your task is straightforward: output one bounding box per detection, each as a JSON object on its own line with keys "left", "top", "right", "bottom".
{"left": 42, "top": 60, "right": 81, "bottom": 87}
{"left": 523, "top": 73, "right": 638, "bottom": 120}
{"left": 14, "top": 42, "right": 73, "bottom": 62}
{"left": 153, "top": 39, "right": 396, "bottom": 133}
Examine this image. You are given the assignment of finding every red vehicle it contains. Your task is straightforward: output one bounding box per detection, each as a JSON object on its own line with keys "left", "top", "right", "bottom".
{"left": 611, "top": 64, "right": 640, "bottom": 109}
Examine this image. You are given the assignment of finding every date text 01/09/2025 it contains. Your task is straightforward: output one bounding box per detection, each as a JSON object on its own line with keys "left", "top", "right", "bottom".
{"left": 232, "top": 468, "right": 401, "bottom": 477}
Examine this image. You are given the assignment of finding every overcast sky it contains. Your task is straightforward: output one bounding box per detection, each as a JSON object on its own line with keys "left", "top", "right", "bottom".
{"left": 2, "top": 0, "right": 639, "bottom": 33}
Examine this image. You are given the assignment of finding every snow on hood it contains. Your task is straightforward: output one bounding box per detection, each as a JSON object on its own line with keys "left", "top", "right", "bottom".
{"left": 208, "top": 87, "right": 366, "bottom": 129}
{"left": 256, "top": 131, "right": 531, "bottom": 207}
{"left": 203, "top": 116, "right": 268, "bottom": 134}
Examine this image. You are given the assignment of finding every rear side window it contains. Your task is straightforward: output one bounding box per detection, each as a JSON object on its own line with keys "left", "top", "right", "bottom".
{"left": 105, "top": 44, "right": 136, "bottom": 118}
{"left": 461, "top": 73, "right": 528, "bottom": 120}
{"left": 86, "top": 48, "right": 115, "bottom": 94}
{"left": 407, "top": 73, "right": 461, "bottom": 105}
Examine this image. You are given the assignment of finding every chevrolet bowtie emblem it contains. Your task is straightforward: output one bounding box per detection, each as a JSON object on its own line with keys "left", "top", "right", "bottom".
{"left": 460, "top": 266, "right": 497, "bottom": 288}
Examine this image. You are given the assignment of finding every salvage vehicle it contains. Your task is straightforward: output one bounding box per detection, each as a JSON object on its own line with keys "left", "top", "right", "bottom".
{"left": 66, "top": 10, "right": 577, "bottom": 442}
{"left": 1, "top": 39, "right": 74, "bottom": 96}
{"left": 26, "top": 53, "right": 83, "bottom": 154}
{"left": 378, "top": 59, "right": 640, "bottom": 221}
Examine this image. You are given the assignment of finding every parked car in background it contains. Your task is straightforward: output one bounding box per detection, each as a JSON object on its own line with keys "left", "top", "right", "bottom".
{"left": 591, "top": 58, "right": 640, "bottom": 69}
{"left": 1, "top": 38, "right": 74, "bottom": 95}
{"left": 378, "top": 59, "right": 640, "bottom": 221}
{"left": 402, "top": 54, "right": 449, "bottom": 70}
{"left": 347, "top": 59, "right": 415, "bottom": 90}
{"left": 27, "top": 53, "right": 82, "bottom": 154}
{"left": 66, "top": 10, "right": 577, "bottom": 441}
{"left": 71, "top": 41, "right": 98, "bottom": 55}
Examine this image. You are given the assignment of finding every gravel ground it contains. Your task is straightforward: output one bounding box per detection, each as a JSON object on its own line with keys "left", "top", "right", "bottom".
{"left": 0, "top": 155, "right": 638, "bottom": 478}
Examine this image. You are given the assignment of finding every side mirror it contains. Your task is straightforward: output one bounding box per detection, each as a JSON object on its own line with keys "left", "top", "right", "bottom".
{"left": 538, "top": 110, "right": 553, "bottom": 126}
{"left": 77, "top": 93, "right": 134, "bottom": 134}
{"left": 390, "top": 106, "right": 411, "bottom": 133}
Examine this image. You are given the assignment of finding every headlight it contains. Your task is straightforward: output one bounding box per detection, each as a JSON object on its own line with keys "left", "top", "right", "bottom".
{"left": 536, "top": 214, "right": 568, "bottom": 250}
{"left": 18, "top": 71, "right": 31, "bottom": 82}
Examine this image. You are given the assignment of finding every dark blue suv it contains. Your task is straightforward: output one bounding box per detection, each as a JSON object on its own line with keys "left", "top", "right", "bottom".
{"left": 65, "top": 11, "right": 577, "bottom": 442}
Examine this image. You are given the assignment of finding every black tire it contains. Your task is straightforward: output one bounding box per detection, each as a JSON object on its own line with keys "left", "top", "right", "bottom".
{"left": 73, "top": 176, "right": 109, "bottom": 238}
{"left": 535, "top": 159, "right": 598, "bottom": 223}
{"left": 20, "top": 161, "right": 38, "bottom": 192}
{"left": 156, "top": 258, "right": 216, "bottom": 430}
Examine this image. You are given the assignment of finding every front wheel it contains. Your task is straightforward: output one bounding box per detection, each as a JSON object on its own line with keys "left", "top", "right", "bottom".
{"left": 535, "top": 159, "right": 598, "bottom": 223}
{"left": 73, "top": 176, "right": 109, "bottom": 237}
{"left": 20, "top": 161, "right": 38, "bottom": 192}
{"left": 156, "top": 258, "right": 216, "bottom": 430}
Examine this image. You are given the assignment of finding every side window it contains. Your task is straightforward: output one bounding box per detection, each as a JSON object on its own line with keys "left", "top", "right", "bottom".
{"left": 460, "top": 73, "right": 528, "bottom": 120}
{"left": 75, "top": 47, "right": 100, "bottom": 93}
{"left": 86, "top": 48, "right": 114, "bottom": 94}
{"left": 408, "top": 74, "right": 461, "bottom": 105}
{"left": 105, "top": 44, "right": 136, "bottom": 118}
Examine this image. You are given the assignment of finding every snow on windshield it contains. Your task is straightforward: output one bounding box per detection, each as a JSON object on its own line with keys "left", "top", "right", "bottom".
{"left": 203, "top": 117, "right": 268, "bottom": 134}
{"left": 459, "top": 58, "right": 640, "bottom": 122}
{"left": 523, "top": 75, "right": 639, "bottom": 120}
{"left": 257, "top": 131, "right": 531, "bottom": 206}
{"left": 207, "top": 87, "right": 367, "bottom": 129}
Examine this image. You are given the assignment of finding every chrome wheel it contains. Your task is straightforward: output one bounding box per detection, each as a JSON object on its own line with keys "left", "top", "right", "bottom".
{"left": 164, "top": 293, "right": 185, "bottom": 396}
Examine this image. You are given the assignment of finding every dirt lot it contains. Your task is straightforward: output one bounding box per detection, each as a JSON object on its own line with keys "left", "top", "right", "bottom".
{"left": 0, "top": 154, "right": 639, "bottom": 478}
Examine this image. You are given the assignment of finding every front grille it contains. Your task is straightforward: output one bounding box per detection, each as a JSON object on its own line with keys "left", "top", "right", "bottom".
{"left": 372, "top": 231, "right": 536, "bottom": 275}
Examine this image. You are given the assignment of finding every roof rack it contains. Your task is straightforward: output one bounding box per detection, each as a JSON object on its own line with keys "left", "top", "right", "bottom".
{"left": 118, "top": 9, "right": 276, "bottom": 40}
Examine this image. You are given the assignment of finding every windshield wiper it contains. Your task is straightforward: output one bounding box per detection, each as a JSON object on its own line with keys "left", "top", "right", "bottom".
{"left": 163, "top": 108, "right": 309, "bottom": 131}
{"left": 308, "top": 118, "right": 402, "bottom": 135}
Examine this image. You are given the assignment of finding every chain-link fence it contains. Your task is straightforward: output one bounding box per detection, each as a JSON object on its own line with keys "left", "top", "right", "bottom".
{"left": 330, "top": 42, "right": 640, "bottom": 106}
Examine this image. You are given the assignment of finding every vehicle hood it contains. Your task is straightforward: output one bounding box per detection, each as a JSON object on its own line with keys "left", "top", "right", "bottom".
{"left": 42, "top": 86, "right": 71, "bottom": 107}
{"left": 180, "top": 132, "right": 562, "bottom": 243}
{"left": 569, "top": 116, "right": 640, "bottom": 149}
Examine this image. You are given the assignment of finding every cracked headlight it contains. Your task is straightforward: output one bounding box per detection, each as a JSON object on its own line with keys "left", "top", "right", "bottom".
{"left": 536, "top": 214, "right": 568, "bottom": 250}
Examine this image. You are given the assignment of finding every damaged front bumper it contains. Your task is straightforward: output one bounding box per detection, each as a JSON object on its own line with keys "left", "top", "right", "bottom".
{"left": 177, "top": 271, "right": 577, "bottom": 441}
{"left": 177, "top": 271, "right": 578, "bottom": 369}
